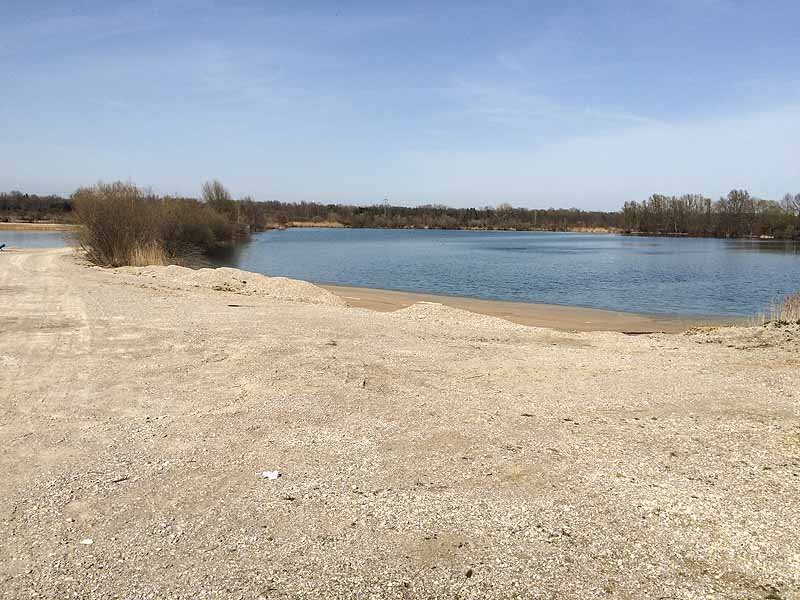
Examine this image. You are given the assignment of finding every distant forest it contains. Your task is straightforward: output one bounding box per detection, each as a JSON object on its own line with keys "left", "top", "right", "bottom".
{"left": 623, "top": 191, "right": 800, "bottom": 239}
{"left": 0, "top": 192, "right": 72, "bottom": 223}
{"left": 2, "top": 188, "right": 799, "bottom": 239}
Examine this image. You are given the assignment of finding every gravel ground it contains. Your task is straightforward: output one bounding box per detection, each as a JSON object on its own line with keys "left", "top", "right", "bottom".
{"left": 1, "top": 249, "right": 798, "bottom": 600}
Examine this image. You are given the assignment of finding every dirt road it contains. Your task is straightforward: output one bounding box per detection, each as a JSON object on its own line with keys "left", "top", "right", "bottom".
{"left": 1, "top": 249, "right": 798, "bottom": 599}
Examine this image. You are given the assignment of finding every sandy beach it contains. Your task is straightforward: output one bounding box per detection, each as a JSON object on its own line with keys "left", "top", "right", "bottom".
{"left": 1, "top": 248, "right": 798, "bottom": 599}
{"left": 321, "top": 284, "right": 738, "bottom": 333}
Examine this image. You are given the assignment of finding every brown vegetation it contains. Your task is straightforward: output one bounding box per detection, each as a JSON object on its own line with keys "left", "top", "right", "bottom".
{"left": 754, "top": 291, "right": 800, "bottom": 325}
{"left": 72, "top": 182, "right": 239, "bottom": 267}
{"left": 760, "top": 292, "right": 800, "bottom": 324}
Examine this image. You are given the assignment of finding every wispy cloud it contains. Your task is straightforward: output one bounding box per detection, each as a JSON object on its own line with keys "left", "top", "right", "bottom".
{"left": 445, "top": 76, "right": 659, "bottom": 133}
{"left": 441, "top": 11, "right": 660, "bottom": 135}
{"left": 0, "top": 2, "right": 170, "bottom": 59}
{"left": 399, "top": 103, "right": 800, "bottom": 207}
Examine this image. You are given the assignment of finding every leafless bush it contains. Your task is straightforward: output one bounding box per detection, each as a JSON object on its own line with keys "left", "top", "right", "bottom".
{"left": 72, "top": 182, "right": 163, "bottom": 266}
{"left": 72, "top": 182, "right": 237, "bottom": 267}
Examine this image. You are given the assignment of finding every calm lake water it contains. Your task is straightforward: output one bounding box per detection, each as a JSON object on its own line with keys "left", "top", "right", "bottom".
{"left": 211, "top": 228, "right": 800, "bottom": 317}
{"left": 0, "top": 230, "right": 68, "bottom": 249}
{"left": 5, "top": 228, "right": 798, "bottom": 317}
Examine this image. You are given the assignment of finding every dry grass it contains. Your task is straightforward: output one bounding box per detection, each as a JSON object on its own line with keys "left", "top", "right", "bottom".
{"left": 126, "top": 242, "right": 168, "bottom": 267}
{"left": 756, "top": 292, "right": 800, "bottom": 324}
{"left": 774, "top": 292, "right": 800, "bottom": 322}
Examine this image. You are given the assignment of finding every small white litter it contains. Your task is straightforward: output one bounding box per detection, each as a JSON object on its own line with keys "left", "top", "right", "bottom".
{"left": 260, "top": 471, "right": 281, "bottom": 480}
{"left": 79, "top": 538, "right": 93, "bottom": 545}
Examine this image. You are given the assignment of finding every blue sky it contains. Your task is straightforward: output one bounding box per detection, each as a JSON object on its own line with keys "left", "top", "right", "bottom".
{"left": 1, "top": 0, "right": 798, "bottom": 208}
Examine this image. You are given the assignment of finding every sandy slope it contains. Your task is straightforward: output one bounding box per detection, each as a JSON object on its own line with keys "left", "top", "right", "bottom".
{"left": 1, "top": 248, "right": 798, "bottom": 599}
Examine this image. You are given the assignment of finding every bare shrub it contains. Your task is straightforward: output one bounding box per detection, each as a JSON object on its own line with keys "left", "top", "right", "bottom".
{"left": 72, "top": 182, "right": 164, "bottom": 267}
{"left": 159, "top": 198, "right": 235, "bottom": 257}
{"left": 72, "top": 182, "right": 237, "bottom": 267}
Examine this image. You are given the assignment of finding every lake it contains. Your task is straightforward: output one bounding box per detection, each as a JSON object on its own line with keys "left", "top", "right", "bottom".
{"left": 0, "top": 230, "right": 69, "bottom": 249}
{"left": 211, "top": 228, "right": 800, "bottom": 317}
{"left": 4, "top": 227, "right": 798, "bottom": 317}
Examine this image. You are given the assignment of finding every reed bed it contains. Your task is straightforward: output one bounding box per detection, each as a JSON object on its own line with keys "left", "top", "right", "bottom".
{"left": 756, "top": 292, "right": 800, "bottom": 325}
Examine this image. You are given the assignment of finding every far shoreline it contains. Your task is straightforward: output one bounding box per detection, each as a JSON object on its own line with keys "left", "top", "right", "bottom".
{"left": 6, "top": 221, "right": 798, "bottom": 242}
{"left": 0, "top": 222, "right": 75, "bottom": 231}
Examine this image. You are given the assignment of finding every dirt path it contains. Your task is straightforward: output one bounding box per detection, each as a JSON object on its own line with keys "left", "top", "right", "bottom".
{"left": 1, "top": 249, "right": 798, "bottom": 599}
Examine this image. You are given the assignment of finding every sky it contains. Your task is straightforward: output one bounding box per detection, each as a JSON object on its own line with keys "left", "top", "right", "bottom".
{"left": 1, "top": 0, "right": 799, "bottom": 209}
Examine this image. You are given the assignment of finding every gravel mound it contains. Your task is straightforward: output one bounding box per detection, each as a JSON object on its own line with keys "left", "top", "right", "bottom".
{"left": 115, "top": 264, "right": 346, "bottom": 306}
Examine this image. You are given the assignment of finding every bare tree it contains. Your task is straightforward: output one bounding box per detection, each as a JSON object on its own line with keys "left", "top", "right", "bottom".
{"left": 201, "top": 180, "right": 232, "bottom": 205}
{"left": 201, "top": 180, "right": 237, "bottom": 221}
{"left": 781, "top": 193, "right": 795, "bottom": 215}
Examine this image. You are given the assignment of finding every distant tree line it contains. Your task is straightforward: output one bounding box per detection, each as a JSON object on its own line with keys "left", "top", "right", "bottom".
{"left": 0, "top": 191, "right": 72, "bottom": 222}
{"left": 623, "top": 191, "right": 800, "bottom": 239}
{"left": 0, "top": 190, "right": 626, "bottom": 232}
{"left": 3, "top": 185, "right": 799, "bottom": 239}
{"left": 234, "top": 200, "right": 624, "bottom": 232}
